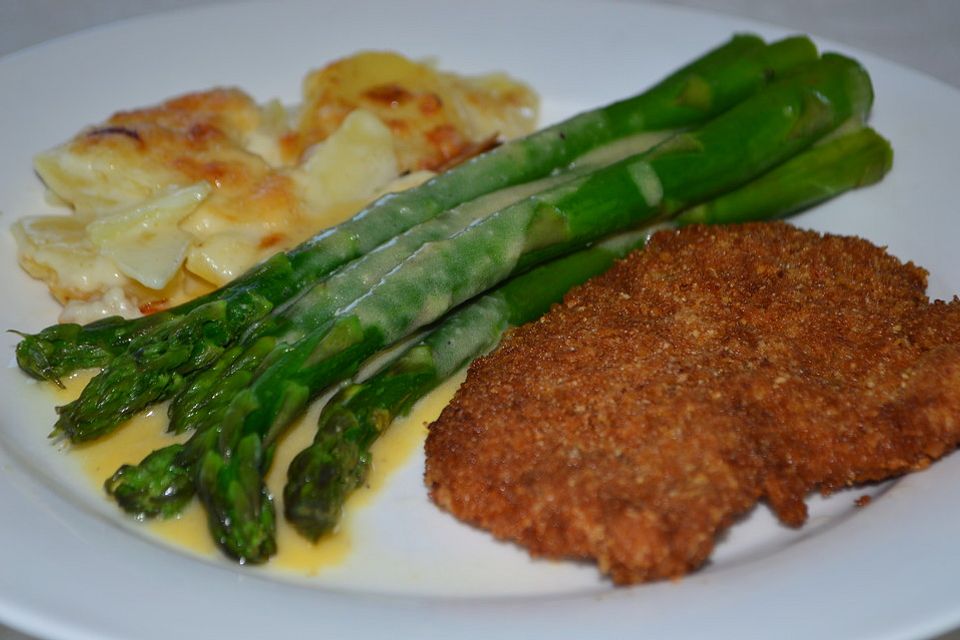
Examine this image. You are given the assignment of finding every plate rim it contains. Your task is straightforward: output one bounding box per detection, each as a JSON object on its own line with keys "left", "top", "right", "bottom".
{"left": 2, "top": 2, "right": 960, "bottom": 639}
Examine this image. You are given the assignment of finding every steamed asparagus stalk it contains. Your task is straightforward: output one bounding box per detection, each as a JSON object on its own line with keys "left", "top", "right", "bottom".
{"left": 676, "top": 126, "right": 892, "bottom": 225}
{"left": 284, "top": 229, "right": 654, "bottom": 539}
{"left": 18, "top": 34, "right": 816, "bottom": 387}
{"left": 166, "top": 163, "right": 629, "bottom": 435}
{"left": 193, "top": 54, "right": 874, "bottom": 562}
{"left": 107, "top": 123, "right": 891, "bottom": 544}
{"left": 103, "top": 173, "right": 614, "bottom": 518}
{"left": 68, "top": 171, "right": 592, "bottom": 444}
{"left": 283, "top": 125, "right": 893, "bottom": 540}
{"left": 100, "top": 142, "right": 663, "bottom": 520}
{"left": 98, "top": 133, "right": 656, "bottom": 518}
{"left": 51, "top": 34, "right": 819, "bottom": 443}
{"left": 100, "top": 35, "right": 823, "bottom": 519}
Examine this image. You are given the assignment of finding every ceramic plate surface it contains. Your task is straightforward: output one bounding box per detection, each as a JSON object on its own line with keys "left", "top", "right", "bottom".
{"left": 1, "top": 1, "right": 959, "bottom": 639}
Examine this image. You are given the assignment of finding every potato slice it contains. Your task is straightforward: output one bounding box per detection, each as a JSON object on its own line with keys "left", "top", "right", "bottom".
{"left": 88, "top": 183, "right": 210, "bottom": 290}
{"left": 12, "top": 214, "right": 125, "bottom": 303}
{"left": 292, "top": 109, "right": 399, "bottom": 210}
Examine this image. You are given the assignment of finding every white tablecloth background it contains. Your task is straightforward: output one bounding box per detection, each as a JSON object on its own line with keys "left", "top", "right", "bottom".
{"left": 1, "top": 1, "right": 958, "bottom": 638}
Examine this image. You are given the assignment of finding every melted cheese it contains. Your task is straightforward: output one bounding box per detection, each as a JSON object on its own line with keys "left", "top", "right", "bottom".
{"left": 296, "top": 51, "right": 538, "bottom": 172}
{"left": 15, "top": 53, "right": 537, "bottom": 321}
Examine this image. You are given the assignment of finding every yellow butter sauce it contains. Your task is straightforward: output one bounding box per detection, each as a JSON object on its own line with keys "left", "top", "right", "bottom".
{"left": 57, "top": 369, "right": 465, "bottom": 575}
{"left": 569, "top": 130, "right": 675, "bottom": 170}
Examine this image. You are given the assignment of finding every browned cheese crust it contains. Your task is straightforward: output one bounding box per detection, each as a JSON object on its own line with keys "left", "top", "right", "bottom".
{"left": 424, "top": 222, "right": 960, "bottom": 585}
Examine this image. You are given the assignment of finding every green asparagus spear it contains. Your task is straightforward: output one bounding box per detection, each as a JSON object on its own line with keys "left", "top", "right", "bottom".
{"left": 101, "top": 139, "right": 665, "bottom": 519}
{"left": 197, "top": 53, "right": 874, "bottom": 562}
{"left": 103, "top": 173, "right": 612, "bottom": 518}
{"left": 100, "top": 117, "right": 681, "bottom": 517}
{"left": 676, "top": 126, "right": 892, "bottom": 225}
{"left": 283, "top": 125, "right": 893, "bottom": 540}
{"left": 52, "top": 35, "right": 821, "bottom": 444}
{"left": 164, "top": 165, "right": 622, "bottom": 436}
{"left": 284, "top": 229, "right": 653, "bottom": 539}
{"left": 105, "top": 120, "right": 890, "bottom": 525}
{"left": 64, "top": 171, "right": 589, "bottom": 444}
{"left": 18, "top": 34, "right": 815, "bottom": 385}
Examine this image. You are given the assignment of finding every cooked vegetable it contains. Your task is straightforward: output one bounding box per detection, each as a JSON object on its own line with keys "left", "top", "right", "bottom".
{"left": 676, "top": 126, "right": 893, "bottom": 225}
{"left": 18, "top": 52, "right": 543, "bottom": 323}
{"left": 105, "top": 172, "right": 610, "bottom": 519}
{"left": 282, "top": 126, "right": 892, "bottom": 540}
{"left": 165, "top": 170, "right": 604, "bottom": 437}
{"left": 283, "top": 229, "right": 651, "bottom": 539}
{"left": 97, "top": 34, "right": 828, "bottom": 525}
{"left": 15, "top": 36, "right": 895, "bottom": 566}
{"left": 19, "top": 33, "right": 814, "bottom": 388}
{"left": 190, "top": 53, "right": 873, "bottom": 562}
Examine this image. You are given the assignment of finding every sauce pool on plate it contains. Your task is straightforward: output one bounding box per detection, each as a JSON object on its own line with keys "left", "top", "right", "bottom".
{"left": 55, "top": 369, "right": 465, "bottom": 574}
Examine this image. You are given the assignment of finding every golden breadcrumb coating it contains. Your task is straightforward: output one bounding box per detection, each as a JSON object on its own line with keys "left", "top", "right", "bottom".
{"left": 425, "top": 222, "right": 960, "bottom": 585}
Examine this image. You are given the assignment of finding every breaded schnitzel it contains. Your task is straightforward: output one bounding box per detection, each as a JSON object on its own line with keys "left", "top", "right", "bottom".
{"left": 424, "top": 222, "right": 960, "bottom": 585}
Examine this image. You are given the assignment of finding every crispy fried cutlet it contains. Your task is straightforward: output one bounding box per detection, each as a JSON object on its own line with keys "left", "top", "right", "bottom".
{"left": 424, "top": 222, "right": 960, "bottom": 585}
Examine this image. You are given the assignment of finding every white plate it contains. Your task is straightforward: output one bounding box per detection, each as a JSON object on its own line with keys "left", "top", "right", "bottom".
{"left": 2, "top": 1, "right": 960, "bottom": 639}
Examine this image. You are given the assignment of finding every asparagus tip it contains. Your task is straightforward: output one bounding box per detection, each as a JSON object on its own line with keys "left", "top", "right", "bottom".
{"left": 105, "top": 444, "right": 195, "bottom": 519}
{"left": 198, "top": 440, "right": 277, "bottom": 564}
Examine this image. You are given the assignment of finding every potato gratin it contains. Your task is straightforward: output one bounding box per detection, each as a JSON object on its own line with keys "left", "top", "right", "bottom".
{"left": 13, "top": 52, "right": 537, "bottom": 323}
